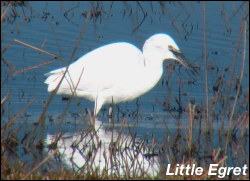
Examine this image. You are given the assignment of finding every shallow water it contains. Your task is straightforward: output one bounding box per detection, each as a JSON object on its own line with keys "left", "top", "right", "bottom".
{"left": 1, "top": 1, "right": 249, "bottom": 175}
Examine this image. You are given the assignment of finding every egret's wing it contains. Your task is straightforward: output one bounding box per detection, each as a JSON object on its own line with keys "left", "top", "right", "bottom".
{"left": 44, "top": 42, "right": 144, "bottom": 96}
{"left": 64, "top": 42, "right": 144, "bottom": 92}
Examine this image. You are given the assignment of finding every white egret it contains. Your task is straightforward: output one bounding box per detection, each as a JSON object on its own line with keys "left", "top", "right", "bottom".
{"left": 45, "top": 33, "right": 190, "bottom": 116}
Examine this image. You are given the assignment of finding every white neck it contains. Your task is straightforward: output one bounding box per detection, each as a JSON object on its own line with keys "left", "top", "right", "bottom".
{"left": 140, "top": 47, "right": 164, "bottom": 92}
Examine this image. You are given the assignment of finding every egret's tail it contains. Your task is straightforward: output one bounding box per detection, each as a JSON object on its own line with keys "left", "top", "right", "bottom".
{"left": 44, "top": 67, "right": 66, "bottom": 92}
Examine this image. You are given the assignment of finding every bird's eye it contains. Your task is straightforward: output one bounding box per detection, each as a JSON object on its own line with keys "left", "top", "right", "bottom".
{"left": 168, "top": 45, "right": 180, "bottom": 54}
{"left": 168, "top": 45, "right": 174, "bottom": 51}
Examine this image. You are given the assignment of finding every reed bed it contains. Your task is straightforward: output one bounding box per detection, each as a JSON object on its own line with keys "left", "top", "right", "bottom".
{"left": 1, "top": 1, "right": 249, "bottom": 180}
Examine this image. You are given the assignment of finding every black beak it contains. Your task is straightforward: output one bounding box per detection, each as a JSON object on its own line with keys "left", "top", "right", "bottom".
{"left": 168, "top": 45, "right": 199, "bottom": 76}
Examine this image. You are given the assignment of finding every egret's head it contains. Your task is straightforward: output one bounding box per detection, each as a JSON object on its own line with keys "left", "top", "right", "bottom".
{"left": 143, "top": 33, "right": 188, "bottom": 68}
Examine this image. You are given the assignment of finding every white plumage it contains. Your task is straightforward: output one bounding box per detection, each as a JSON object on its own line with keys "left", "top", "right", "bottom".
{"left": 45, "top": 33, "right": 187, "bottom": 115}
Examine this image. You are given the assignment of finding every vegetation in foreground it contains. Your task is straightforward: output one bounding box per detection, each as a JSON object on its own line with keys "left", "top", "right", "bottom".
{"left": 1, "top": 1, "right": 249, "bottom": 180}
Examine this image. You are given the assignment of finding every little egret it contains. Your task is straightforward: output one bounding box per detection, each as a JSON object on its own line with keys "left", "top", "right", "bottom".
{"left": 45, "top": 33, "right": 190, "bottom": 116}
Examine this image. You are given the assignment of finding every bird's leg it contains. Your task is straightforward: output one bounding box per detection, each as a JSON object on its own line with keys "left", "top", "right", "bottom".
{"left": 108, "top": 97, "right": 115, "bottom": 122}
{"left": 94, "top": 95, "right": 104, "bottom": 117}
{"left": 108, "top": 106, "right": 113, "bottom": 122}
